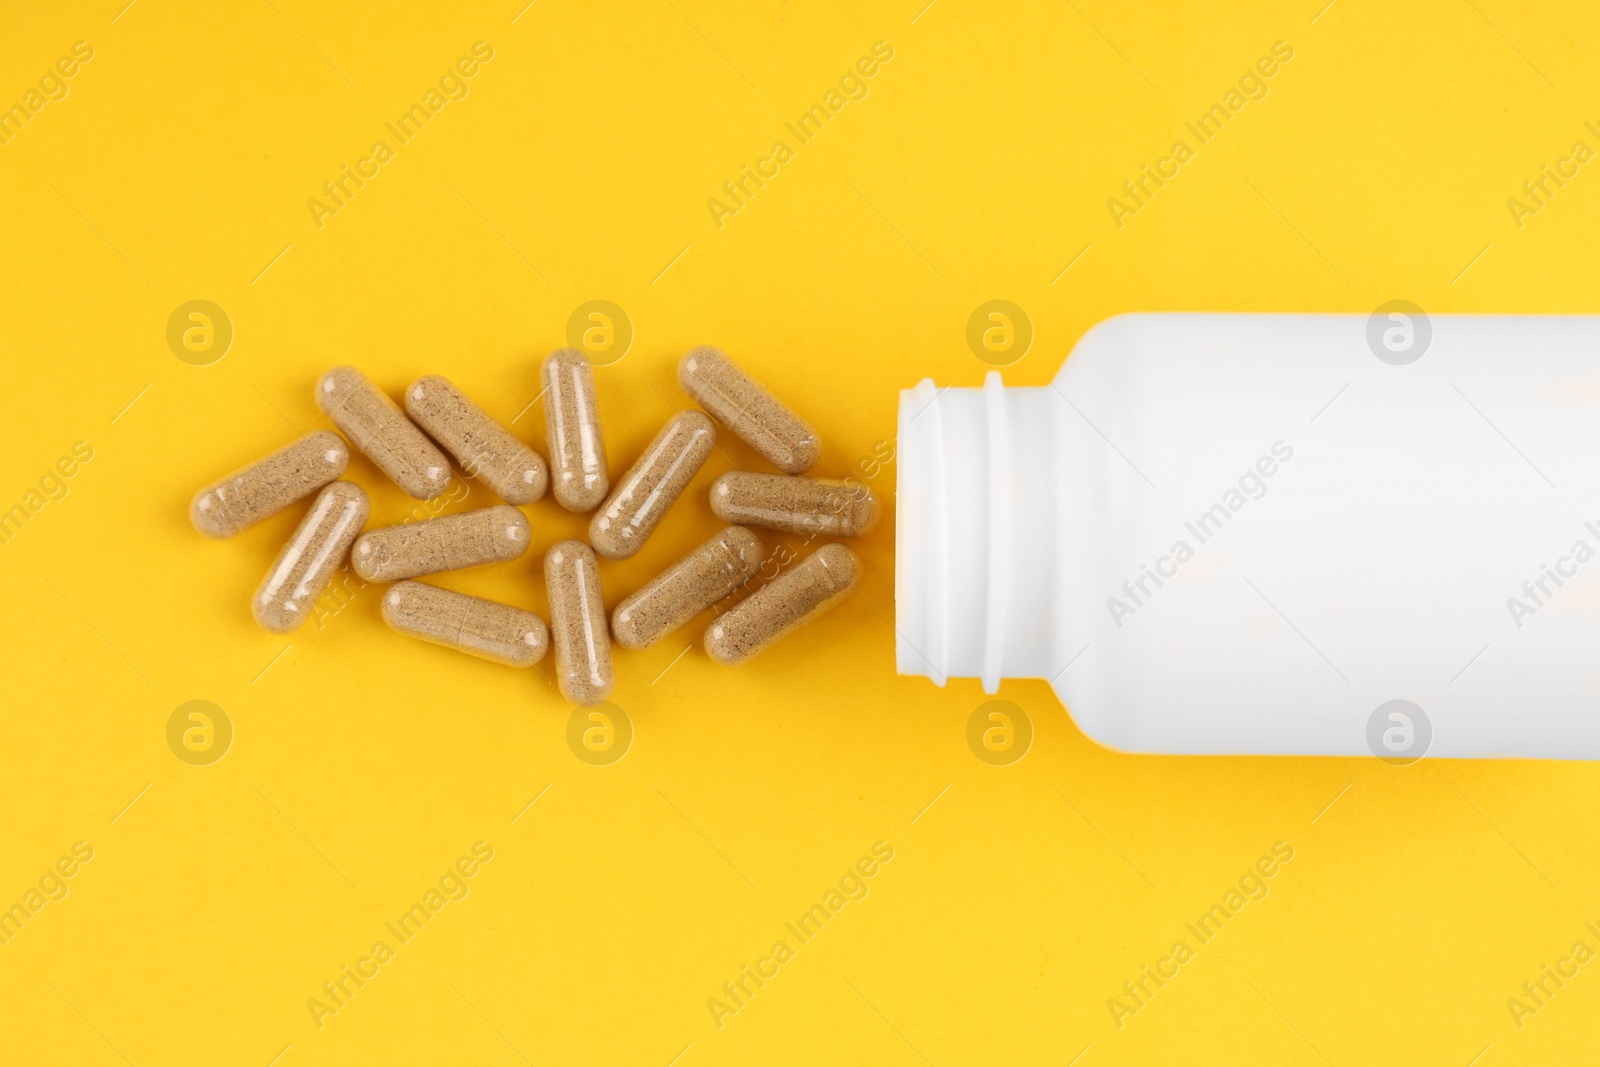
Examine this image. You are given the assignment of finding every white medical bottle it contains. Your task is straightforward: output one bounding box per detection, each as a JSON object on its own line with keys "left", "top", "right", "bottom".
{"left": 896, "top": 312, "right": 1600, "bottom": 760}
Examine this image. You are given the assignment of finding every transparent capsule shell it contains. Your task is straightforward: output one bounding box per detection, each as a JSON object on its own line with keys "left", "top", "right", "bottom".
{"left": 405, "top": 375, "right": 547, "bottom": 505}
{"left": 253, "top": 480, "right": 370, "bottom": 633}
{"left": 612, "top": 525, "right": 765, "bottom": 650}
{"left": 704, "top": 543, "right": 857, "bottom": 665}
{"left": 191, "top": 430, "right": 348, "bottom": 538}
{"left": 382, "top": 580, "right": 549, "bottom": 667}
{"left": 316, "top": 366, "right": 452, "bottom": 499}
{"left": 709, "top": 472, "right": 879, "bottom": 538}
{"left": 545, "top": 539, "right": 614, "bottom": 704}
{"left": 590, "top": 410, "right": 717, "bottom": 560}
{"left": 541, "top": 349, "right": 609, "bottom": 512}
{"left": 352, "top": 505, "right": 529, "bottom": 582}
{"left": 678, "top": 346, "right": 819, "bottom": 474}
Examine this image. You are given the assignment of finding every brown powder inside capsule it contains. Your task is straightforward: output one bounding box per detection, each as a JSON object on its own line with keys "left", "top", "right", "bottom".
{"left": 406, "top": 376, "right": 548, "bottom": 505}
{"left": 611, "top": 526, "right": 764, "bottom": 649}
{"left": 709, "top": 472, "right": 879, "bottom": 538}
{"left": 590, "top": 410, "right": 717, "bottom": 560}
{"left": 545, "top": 539, "right": 614, "bottom": 704}
{"left": 678, "top": 347, "right": 820, "bottom": 474}
{"left": 316, "top": 366, "right": 453, "bottom": 500}
{"left": 382, "top": 580, "right": 549, "bottom": 667}
{"left": 191, "top": 430, "right": 349, "bottom": 539}
{"left": 704, "top": 543, "right": 858, "bottom": 664}
{"left": 253, "top": 480, "right": 370, "bottom": 634}
{"left": 542, "top": 350, "right": 610, "bottom": 512}
{"left": 352, "top": 505, "right": 529, "bottom": 582}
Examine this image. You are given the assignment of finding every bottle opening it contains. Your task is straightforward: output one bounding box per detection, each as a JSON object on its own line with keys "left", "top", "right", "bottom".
{"left": 896, "top": 373, "right": 1065, "bottom": 693}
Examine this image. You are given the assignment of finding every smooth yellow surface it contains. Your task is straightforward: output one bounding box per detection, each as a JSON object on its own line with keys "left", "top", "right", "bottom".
{"left": 3, "top": 1, "right": 1599, "bottom": 1063}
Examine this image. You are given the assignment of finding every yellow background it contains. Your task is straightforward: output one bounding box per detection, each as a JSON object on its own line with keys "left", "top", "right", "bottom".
{"left": 2, "top": 0, "right": 1598, "bottom": 1063}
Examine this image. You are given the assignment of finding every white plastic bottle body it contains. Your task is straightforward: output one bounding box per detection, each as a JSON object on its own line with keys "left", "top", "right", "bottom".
{"left": 897, "top": 313, "right": 1600, "bottom": 759}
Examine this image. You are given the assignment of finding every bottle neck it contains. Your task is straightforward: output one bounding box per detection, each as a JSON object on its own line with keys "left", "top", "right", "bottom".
{"left": 896, "top": 372, "right": 1064, "bottom": 692}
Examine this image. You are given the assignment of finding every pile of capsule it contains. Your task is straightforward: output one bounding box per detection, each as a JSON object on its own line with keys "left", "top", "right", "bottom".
{"left": 189, "top": 347, "right": 878, "bottom": 705}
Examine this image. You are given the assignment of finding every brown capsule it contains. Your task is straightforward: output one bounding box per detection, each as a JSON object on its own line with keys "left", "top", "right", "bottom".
{"left": 704, "top": 543, "right": 858, "bottom": 665}
{"left": 191, "top": 431, "right": 348, "bottom": 538}
{"left": 541, "top": 349, "right": 609, "bottom": 512}
{"left": 382, "top": 580, "right": 549, "bottom": 667}
{"left": 612, "top": 526, "right": 765, "bottom": 650}
{"left": 589, "top": 411, "right": 717, "bottom": 560}
{"left": 405, "top": 375, "right": 547, "bottom": 505}
{"left": 316, "top": 366, "right": 452, "bottom": 499}
{"left": 252, "top": 481, "right": 370, "bottom": 633}
{"left": 709, "top": 472, "right": 879, "bottom": 538}
{"left": 545, "top": 539, "right": 614, "bottom": 704}
{"left": 352, "top": 505, "right": 530, "bottom": 582}
{"left": 678, "top": 346, "right": 819, "bottom": 474}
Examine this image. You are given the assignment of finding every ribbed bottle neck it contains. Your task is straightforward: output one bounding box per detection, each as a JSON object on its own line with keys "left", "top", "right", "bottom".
{"left": 896, "top": 373, "right": 1064, "bottom": 692}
